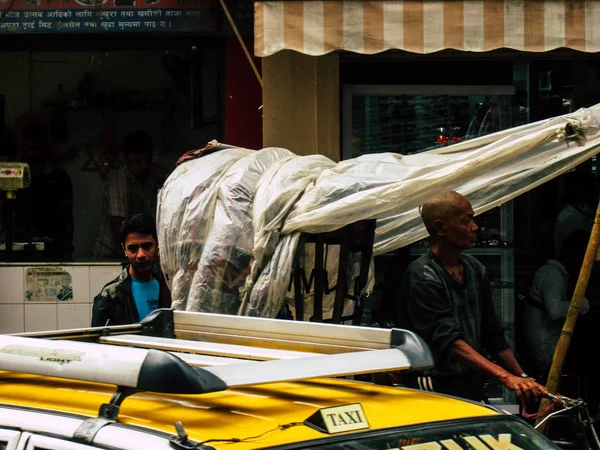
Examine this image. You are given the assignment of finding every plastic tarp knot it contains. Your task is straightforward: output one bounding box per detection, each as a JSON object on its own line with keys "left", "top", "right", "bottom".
{"left": 556, "top": 109, "right": 590, "bottom": 146}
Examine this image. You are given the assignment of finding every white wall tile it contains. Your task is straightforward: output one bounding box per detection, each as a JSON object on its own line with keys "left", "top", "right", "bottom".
{"left": 0, "top": 267, "right": 24, "bottom": 304}
{"left": 61, "top": 266, "right": 90, "bottom": 303}
{"left": 25, "top": 304, "right": 57, "bottom": 332}
{"left": 58, "top": 303, "right": 91, "bottom": 329}
{"left": 89, "top": 265, "right": 123, "bottom": 302}
{"left": 0, "top": 304, "right": 24, "bottom": 333}
{"left": 0, "top": 266, "right": 25, "bottom": 303}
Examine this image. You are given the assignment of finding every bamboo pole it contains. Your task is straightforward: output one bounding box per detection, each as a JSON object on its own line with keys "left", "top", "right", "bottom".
{"left": 218, "top": 0, "right": 263, "bottom": 88}
{"left": 536, "top": 199, "right": 600, "bottom": 429}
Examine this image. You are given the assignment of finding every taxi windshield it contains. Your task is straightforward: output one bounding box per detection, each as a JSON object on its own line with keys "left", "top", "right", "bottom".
{"left": 270, "top": 416, "right": 559, "bottom": 449}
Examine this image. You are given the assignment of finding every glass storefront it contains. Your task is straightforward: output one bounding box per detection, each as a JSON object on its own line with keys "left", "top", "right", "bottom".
{"left": 344, "top": 85, "right": 522, "bottom": 158}
{"left": 341, "top": 55, "right": 600, "bottom": 407}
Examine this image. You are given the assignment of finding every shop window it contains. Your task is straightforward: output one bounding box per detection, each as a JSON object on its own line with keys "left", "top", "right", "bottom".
{"left": 342, "top": 85, "right": 521, "bottom": 159}
{"left": 0, "top": 48, "right": 222, "bottom": 262}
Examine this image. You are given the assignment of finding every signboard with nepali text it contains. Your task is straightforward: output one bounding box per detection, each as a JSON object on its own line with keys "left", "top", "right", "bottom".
{"left": 0, "top": 0, "right": 216, "bottom": 33}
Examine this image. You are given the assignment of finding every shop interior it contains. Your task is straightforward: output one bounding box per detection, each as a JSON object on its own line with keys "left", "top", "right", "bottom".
{"left": 0, "top": 40, "right": 223, "bottom": 262}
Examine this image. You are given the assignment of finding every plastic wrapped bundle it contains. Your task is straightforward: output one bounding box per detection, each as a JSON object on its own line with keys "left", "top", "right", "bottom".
{"left": 185, "top": 147, "right": 293, "bottom": 314}
{"left": 157, "top": 105, "right": 600, "bottom": 318}
{"left": 157, "top": 146, "right": 253, "bottom": 310}
{"left": 239, "top": 154, "right": 336, "bottom": 317}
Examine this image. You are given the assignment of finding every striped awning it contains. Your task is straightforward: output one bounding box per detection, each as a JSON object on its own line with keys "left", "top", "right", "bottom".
{"left": 254, "top": 0, "right": 600, "bottom": 57}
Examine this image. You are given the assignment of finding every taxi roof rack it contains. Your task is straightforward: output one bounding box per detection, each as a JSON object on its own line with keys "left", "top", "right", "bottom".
{"left": 2, "top": 309, "right": 434, "bottom": 422}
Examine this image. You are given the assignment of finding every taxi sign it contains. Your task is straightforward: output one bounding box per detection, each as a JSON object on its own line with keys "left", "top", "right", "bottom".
{"left": 305, "top": 403, "right": 370, "bottom": 434}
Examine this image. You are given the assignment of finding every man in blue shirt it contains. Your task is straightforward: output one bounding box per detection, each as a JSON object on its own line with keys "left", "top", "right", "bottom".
{"left": 92, "top": 213, "right": 171, "bottom": 326}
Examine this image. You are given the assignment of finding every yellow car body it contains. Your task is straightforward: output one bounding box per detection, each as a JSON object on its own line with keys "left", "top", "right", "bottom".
{"left": 0, "top": 310, "right": 560, "bottom": 450}
{"left": 0, "top": 372, "right": 498, "bottom": 449}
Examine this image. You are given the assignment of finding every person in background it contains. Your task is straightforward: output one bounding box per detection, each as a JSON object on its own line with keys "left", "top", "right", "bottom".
{"left": 92, "top": 213, "right": 171, "bottom": 326}
{"left": 523, "top": 231, "right": 590, "bottom": 383}
{"left": 12, "top": 122, "right": 73, "bottom": 260}
{"left": 93, "top": 130, "right": 167, "bottom": 259}
{"left": 398, "top": 191, "right": 547, "bottom": 403}
{"left": 554, "top": 170, "right": 597, "bottom": 259}
{"left": 551, "top": 169, "right": 600, "bottom": 414}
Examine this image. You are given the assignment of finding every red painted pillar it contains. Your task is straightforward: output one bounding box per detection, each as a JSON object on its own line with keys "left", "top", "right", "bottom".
{"left": 225, "top": 38, "right": 263, "bottom": 149}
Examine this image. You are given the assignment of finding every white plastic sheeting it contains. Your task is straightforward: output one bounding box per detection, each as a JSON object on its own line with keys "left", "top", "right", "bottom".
{"left": 157, "top": 105, "right": 600, "bottom": 317}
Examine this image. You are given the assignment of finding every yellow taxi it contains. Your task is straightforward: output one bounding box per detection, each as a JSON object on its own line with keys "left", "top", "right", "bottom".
{"left": 0, "top": 309, "right": 560, "bottom": 450}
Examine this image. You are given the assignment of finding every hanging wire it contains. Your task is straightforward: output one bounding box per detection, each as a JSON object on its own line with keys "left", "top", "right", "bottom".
{"left": 534, "top": 403, "right": 579, "bottom": 430}
{"left": 196, "top": 422, "right": 304, "bottom": 447}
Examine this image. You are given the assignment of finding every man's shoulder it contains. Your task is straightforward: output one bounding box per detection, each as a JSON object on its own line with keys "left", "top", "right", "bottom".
{"left": 96, "top": 266, "right": 130, "bottom": 300}
{"left": 535, "top": 259, "right": 567, "bottom": 279}
{"left": 106, "top": 163, "right": 128, "bottom": 184}
{"left": 405, "top": 251, "right": 431, "bottom": 270}
{"left": 556, "top": 204, "right": 577, "bottom": 221}
{"left": 405, "top": 251, "right": 442, "bottom": 283}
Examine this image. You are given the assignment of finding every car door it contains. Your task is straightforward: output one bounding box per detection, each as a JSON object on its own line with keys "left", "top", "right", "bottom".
{"left": 18, "top": 434, "right": 100, "bottom": 450}
{"left": 0, "top": 429, "right": 21, "bottom": 450}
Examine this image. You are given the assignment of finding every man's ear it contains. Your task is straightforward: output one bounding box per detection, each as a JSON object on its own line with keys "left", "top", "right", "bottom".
{"left": 431, "top": 219, "right": 445, "bottom": 237}
{"left": 121, "top": 243, "right": 126, "bottom": 254}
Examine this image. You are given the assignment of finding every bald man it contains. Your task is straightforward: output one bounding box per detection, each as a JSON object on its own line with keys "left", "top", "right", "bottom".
{"left": 398, "top": 192, "right": 547, "bottom": 403}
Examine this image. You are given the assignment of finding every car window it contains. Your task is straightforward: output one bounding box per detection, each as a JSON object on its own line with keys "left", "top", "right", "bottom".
{"left": 25, "top": 435, "right": 98, "bottom": 450}
{"left": 274, "top": 417, "right": 559, "bottom": 449}
{"left": 0, "top": 429, "right": 20, "bottom": 450}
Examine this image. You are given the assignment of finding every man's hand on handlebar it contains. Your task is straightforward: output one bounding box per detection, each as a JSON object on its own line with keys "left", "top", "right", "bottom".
{"left": 498, "top": 373, "right": 548, "bottom": 402}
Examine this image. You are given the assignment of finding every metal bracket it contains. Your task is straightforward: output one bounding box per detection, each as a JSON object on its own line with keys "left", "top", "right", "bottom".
{"left": 98, "top": 386, "right": 139, "bottom": 421}
{"left": 169, "top": 422, "right": 195, "bottom": 450}
{"left": 141, "top": 308, "right": 175, "bottom": 338}
{"left": 73, "top": 417, "right": 114, "bottom": 444}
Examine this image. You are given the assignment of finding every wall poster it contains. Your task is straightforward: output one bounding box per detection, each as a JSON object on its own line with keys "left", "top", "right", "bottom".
{"left": 25, "top": 267, "right": 73, "bottom": 302}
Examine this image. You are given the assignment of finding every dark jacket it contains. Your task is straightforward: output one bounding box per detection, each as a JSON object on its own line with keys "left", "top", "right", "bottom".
{"left": 399, "top": 250, "right": 508, "bottom": 376}
{"left": 91, "top": 265, "right": 171, "bottom": 327}
{"left": 398, "top": 250, "right": 509, "bottom": 401}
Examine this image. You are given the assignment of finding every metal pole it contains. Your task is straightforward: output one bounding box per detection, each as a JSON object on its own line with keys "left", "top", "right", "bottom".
{"left": 332, "top": 226, "right": 349, "bottom": 324}
{"left": 537, "top": 199, "right": 600, "bottom": 427}
{"left": 313, "top": 234, "right": 324, "bottom": 322}
{"left": 293, "top": 238, "right": 304, "bottom": 321}
{"left": 3, "top": 192, "right": 15, "bottom": 262}
{"left": 218, "top": 0, "right": 263, "bottom": 88}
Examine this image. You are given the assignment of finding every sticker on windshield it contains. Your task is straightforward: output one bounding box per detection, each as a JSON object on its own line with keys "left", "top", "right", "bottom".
{"left": 305, "top": 403, "right": 370, "bottom": 434}
{"left": 399, "top": 433, "right": 524, "bottom": 449}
